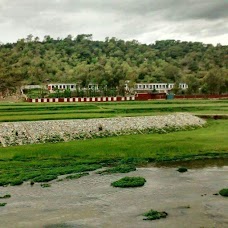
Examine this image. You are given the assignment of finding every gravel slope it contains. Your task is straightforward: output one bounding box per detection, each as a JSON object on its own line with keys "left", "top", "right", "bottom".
{"left": 0, "top": 113, "right": 206, "bottom": 147}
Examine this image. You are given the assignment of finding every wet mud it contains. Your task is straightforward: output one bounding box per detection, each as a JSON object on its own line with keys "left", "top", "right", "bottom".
{"left": 0, "top": 161, "right": 227, "bottom": 228}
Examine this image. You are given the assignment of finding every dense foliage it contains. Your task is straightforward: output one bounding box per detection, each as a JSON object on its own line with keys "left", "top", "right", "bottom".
{"left": 0, "top": 34, "right": 227, "bottom": 95}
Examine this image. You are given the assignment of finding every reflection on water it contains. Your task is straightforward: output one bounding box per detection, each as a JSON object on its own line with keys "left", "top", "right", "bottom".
{"left": 153, "top": 158, "right": 228, "bottom": 169}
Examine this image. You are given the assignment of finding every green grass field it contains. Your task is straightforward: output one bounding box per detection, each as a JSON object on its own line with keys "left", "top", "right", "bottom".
{"left": 0, "top": 99, "right": 227, "bottom": 122}
{"left": 0, "top": 99, "right": 227, "bottom": 186}
{"left": 0, "top": 119, "right": 227, "bottom": 185}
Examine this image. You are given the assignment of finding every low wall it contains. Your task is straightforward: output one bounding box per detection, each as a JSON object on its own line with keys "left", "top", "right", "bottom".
{"left": 175, "top": 94, "right": 228, "bottom": 99}
{"left": 135, "top": 93, "right": 166, "bottom": 100}
{"left": 26, "top": 96, "right": 135, "bottom": 103}
{"left": 26, "top": 94, "right": 228, "bottom": 102}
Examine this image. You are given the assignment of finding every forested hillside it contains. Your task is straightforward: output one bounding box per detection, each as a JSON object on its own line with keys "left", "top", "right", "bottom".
{"left": 0, "top": 34, "right": 227, "bottom": 95}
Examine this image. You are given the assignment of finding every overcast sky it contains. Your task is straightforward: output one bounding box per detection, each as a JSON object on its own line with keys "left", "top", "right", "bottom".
{"left": 0, "top": 0, "right": 227, "bottom": 45}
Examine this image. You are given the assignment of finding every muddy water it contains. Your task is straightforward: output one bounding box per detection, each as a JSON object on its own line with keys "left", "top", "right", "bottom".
{"left": 0, "top": 160, "right": 227, "bottom": 228}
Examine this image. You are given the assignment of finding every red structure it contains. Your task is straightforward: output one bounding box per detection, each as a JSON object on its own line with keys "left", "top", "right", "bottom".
{"left": 135, "top": 93, "right": 166, "bottom": 100}
{"left": 26, "top": 93, "right": 228, "bottom": 103}
{"left": 174, "top": 94, "right": 228, "bottom": 99}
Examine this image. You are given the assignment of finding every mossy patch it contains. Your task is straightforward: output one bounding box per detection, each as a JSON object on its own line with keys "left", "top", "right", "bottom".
{"left": 111, "top": 177, "right": 146, "bottom": 188}
{"left": 143, "top": 209, "right": 168, "bottom": 220}
{"left": 177, "top": 167, "right": 188, "bottom": 173}
{"left": 219, "top": 188, "right": 228, "bottom": 197}
{"left": 0, "top": 194, "right": 11, "bottom": 199}
{"left": 0, "top": 203, "right": 7, "bottom": 207}
{"left": 97, "top": 165, "right": 136, "bottom": 175}
{"left": 41, "top": 183, "right": 51, "bottom": 188}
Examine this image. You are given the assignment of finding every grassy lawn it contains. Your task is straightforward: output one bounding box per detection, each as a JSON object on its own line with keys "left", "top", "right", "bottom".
{"left": 0, "top": 99, "right": 227, "bottom": 122}
{"left": 0, "top": 119, "right": 227, "bottom": 186}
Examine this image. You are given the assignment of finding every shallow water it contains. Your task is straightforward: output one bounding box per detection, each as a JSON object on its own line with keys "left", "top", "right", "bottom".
{"left": 0, "top": 161, "right": 227, "bottom": 228}
{"left": 154, "top": 157, "right": 228, "bottom": 169}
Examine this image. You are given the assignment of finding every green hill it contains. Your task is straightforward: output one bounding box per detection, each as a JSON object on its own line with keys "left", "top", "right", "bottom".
{"left": 0, "top": 34, "right": 227, "bottom": 96}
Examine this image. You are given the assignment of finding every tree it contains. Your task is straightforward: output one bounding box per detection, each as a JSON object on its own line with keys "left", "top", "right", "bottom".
{"left": 203, "top": 69, "right": 226, "bottom": 94}
{"left": 185, "top": 74, "right": 200, "bottom": 94}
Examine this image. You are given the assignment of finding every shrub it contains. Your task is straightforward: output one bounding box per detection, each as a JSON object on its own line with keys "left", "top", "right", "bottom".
{"left": 177, "top": 167, "right": 188, "bottom": 173}
{"left": 97, "top": 165, "right": 136, "bottom": 175}
{"left": 219, "top": 188, "right": 228, "bottom": 197}
{"left": 143, "top": 209, "right": 168, "bottom": 220}
{"left": 111, "top": 177, "right": 146, "bottom": 188}
{"left": 0, "top": 194, "right": 11, "bottom": 199}
{"left": 0, "top": 203, "right": 7, "bottom": 207}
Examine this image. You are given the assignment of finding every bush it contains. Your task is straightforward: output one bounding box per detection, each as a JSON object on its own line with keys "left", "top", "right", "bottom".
{"left": 143, "top": 209, "right": 168, "bottom": 220}
{"left": 111, "top": 177, "right": 146, "bottom": 188}
{"left": 219, "top": 188, "right": 228, "bottom": 197}
{"left": 97, "top": 165, "right": 136, "bottom": 175}
{"left": 177, "top": 167, "right": 188, "bottom": 173}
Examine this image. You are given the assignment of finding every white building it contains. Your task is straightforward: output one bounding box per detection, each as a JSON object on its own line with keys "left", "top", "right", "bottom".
{"left": 47, "top": 84, "right": 79, "bottom": 92}
{"left": 134, "top": 83, "right": 188, "bottom": 93}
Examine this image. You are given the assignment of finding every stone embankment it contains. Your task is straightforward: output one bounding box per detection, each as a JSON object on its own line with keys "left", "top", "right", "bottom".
{"left": 0, "top": 113, "right": 206, "bottom": 147}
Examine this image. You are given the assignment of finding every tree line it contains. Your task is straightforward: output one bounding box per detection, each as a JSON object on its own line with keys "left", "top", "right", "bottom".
{"left": 0, "top": 34, "right": 227, "bottom": 96}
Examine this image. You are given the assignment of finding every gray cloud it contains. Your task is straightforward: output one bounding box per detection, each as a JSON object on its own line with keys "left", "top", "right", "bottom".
{"left": 0, "top": 0, "right": 227, "bottom": 44}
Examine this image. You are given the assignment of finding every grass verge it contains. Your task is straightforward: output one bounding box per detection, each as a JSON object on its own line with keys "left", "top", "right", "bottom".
{"left": 97, "top": 165, "right": 136, "bottom": 175}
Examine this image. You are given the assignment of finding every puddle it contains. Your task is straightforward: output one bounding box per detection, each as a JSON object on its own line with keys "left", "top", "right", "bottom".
{"left": 153, "top": 157, "right": 228, "bottom": 169}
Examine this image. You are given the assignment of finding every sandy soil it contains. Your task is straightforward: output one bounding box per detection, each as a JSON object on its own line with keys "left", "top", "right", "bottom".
{"left": 0, "top": 166, "right": 227, "bottom": 228}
